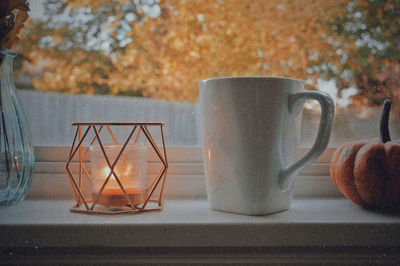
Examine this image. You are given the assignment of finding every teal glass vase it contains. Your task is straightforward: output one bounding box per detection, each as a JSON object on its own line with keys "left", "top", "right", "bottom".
{"left": 0, "top": 49, "right": 34, "bottom": 206}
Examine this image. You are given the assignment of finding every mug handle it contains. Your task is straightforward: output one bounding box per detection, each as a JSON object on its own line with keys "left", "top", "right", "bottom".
{"left": 279, "top": 90, "right": 334, "bottom": 191}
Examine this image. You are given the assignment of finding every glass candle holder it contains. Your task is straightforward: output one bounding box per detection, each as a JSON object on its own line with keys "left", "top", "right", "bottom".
{"left": 89, "top": 143, "right": 148, "bottom": 206}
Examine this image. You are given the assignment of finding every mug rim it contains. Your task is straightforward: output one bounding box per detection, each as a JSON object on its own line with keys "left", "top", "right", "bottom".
{"left": 200, "top": 76, "right": 304, "bottom": 84}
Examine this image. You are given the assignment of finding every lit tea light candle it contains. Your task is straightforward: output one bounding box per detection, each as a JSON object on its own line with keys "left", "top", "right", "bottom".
{"left": 90, "top": 143, "right": 148, "bottom": 206}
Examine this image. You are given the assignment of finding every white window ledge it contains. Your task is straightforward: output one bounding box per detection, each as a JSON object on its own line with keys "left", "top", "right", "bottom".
{"left": 1, "top": 198, "right": 400, "bottom": 263}
{"left": 2, "top": 147, "right": 400, "bottom": 263}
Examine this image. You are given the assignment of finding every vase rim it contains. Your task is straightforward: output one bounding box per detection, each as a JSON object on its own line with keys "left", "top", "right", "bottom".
{"left": 0, "top": 49, "right": 16, "bottom": 57}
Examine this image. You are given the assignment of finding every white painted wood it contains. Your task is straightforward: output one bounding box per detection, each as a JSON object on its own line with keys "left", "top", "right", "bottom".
{"left": 35, "top": 146, "right": 334, "bottom": 163}
{"left": 3, "top": 246, "right": 399, "bottom": 264}
{"left": 1, "top": 199, "right": 400, "bottom": 249}
{"left": 6, "top": 147, "right": 399, "bottom": 264}
{"left": 34, "top": 161, "right": 330, "bottom": 176}
{"left": 27, "top": 173, "right": 338, "bottom": 200}
{"left": 28, "top": 174, "right": 207, "bottom": 200}
{"left": 299, "top": 147, "right": 335, "bottom": 163}
{"left": 1, "top": 198, "right": 399, "bottom": 264}
{"left": 29, "top": 146, "right": 339, "bottom": 200}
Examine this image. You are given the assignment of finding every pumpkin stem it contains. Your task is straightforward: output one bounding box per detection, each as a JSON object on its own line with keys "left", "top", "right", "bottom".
{"left": 380, "top": 97, "right": 392, "bottom": 143}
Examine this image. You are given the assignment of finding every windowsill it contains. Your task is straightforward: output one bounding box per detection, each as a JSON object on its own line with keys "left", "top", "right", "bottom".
{"left": 2, "top": 146, "right": 400, "bottom": 262}
{"left": 1, "top": 197, "right": 400, "bottom": 248}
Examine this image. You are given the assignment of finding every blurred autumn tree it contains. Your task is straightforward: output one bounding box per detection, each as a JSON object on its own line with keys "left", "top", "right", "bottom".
{"left": 15, "top": 0, "right": 350, "bottom": 102}
{"left": 17, "top": 0, "right": 397, "bottom": 104}
{"left": 317, "top": 0, "right": 400, "bottom": 107}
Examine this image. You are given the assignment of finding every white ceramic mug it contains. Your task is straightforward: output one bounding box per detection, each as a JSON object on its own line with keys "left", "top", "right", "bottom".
{"left": 199, "top": 77, "right": 334, "bottom": 215}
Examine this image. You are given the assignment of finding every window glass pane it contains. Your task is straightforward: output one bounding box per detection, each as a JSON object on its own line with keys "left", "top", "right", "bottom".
{"left": 18, "top": 90, "right": 199, "bottom": 146}
{"left": 12, "top": 0, "right": 400, "bottom": 146}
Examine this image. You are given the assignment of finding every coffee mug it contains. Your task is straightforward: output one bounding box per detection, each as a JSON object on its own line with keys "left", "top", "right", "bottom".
{"left": 199, "top": 77, "right": 334, "bottom": 215}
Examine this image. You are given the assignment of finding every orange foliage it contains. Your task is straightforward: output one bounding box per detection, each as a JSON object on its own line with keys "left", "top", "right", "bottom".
{"left": 18, "top": 0, "right": 350, "bottom": 102}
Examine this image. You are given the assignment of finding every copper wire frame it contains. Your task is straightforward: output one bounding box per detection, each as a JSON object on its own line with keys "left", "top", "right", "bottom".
{"left": 65, "top": 122, "right": 168, "bottom": 215}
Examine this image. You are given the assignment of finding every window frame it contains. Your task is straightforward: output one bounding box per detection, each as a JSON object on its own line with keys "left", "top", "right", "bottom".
{"left": 29, "top": 146, "right": 340, "bottom": 200}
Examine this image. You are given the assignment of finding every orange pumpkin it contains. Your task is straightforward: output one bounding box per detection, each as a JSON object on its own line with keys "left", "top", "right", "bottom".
{"left": 330, "top": 98, "right": 400, "bottom": 210}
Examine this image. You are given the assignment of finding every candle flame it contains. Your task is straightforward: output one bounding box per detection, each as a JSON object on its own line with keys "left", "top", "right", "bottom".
{"left": 103, "top": 165, "right": 132, "bottom": 178}
{"left": 101, "top": 164, "right": 135, "bottom": 189}
{"left": 103, "top": 167, "right": 114, "bottom": 178}
{"left": 123, "top": 164, "right": 132, "bottom": 176}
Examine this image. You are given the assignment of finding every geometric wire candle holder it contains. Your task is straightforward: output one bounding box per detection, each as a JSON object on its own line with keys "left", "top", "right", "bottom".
{"left": 65, "top": 122, "right": 168, "bottom": 215}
